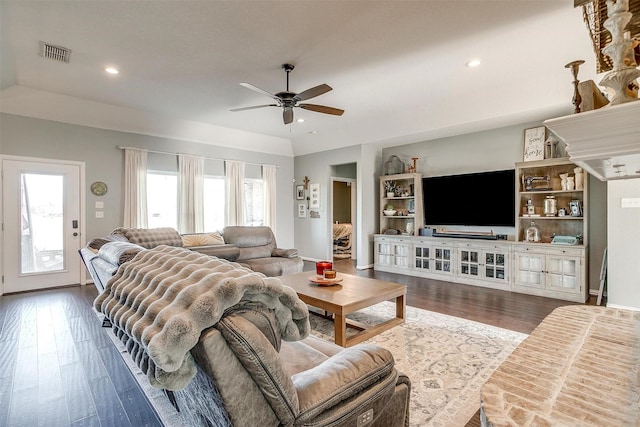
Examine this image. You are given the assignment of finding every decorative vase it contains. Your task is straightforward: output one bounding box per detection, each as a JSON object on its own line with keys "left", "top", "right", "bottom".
{"left": 559, "top": 173, "right": 568, "bottom": 191}
{"left": 567, "top": 176, "right": 575, "bottom": 191}
{"left": 574, "top": 167, "right": 584, "bottom": 190}
{"left": 544, "top": 196, "right": 557, "bottom": 217}
{"left": 387, "top": 192, "right": 395, "bottom": 198}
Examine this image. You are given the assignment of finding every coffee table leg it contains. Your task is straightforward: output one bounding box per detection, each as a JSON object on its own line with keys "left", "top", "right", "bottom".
{"left": 334, "top": 314, "right": 347, "bottom": 347}
{"left": 396, "top": 294, "right": 406, "bottom": 319}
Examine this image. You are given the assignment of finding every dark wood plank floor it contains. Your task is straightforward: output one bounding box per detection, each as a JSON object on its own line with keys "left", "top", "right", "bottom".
{"left": 0, "top": 260, "right": 600, "bottom": 426}
{"left": 0, "top": 285, "right": 163, "bottom": 427}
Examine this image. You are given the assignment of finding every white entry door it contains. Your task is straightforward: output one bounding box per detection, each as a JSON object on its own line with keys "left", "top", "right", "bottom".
{"left": 2, "top": 158, "right": 83, "bottom": 293}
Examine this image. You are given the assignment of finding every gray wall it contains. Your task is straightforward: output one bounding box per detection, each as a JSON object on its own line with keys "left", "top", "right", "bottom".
{"left": 294, "top": 144, "right": 381, "bottom": 267}
{"left": 607, "top": 178, "right": 640, "bottom": 310}
{"left": 291, "top": 120, "right": 605, "bottom": 289}
{"left": 0, "top": 113, "right": 295, "bottom": 247}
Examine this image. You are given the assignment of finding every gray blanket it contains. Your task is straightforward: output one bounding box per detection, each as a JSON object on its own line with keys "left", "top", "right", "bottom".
{"left": 94, "top": 245, "right": 310, "bottom": 390}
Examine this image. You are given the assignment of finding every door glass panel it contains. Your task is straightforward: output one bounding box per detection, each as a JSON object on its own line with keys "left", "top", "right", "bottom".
{"left": 21, "top": 173, "right": 64, "bottom": 274}
{"left": 486, "top": 253, "right": 494, "bottom": 265}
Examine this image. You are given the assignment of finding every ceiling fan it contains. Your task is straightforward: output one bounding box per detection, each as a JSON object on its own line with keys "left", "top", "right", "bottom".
{"left": 231, "top": 63, "right": 344, "bottom": 125}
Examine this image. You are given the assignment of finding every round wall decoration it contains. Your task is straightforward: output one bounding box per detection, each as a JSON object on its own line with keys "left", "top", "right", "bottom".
{"left": 90, "top": 181, "right": 108, "bottom": 196}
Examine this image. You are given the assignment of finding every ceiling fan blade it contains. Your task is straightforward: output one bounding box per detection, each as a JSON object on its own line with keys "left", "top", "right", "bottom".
{"left": 283, "top": 108, "right": 294, "bottom": 124}
{"left": 229, "top": 104, "right": 279, "bottom": 111}
{"left": 295, "top": 84, "right": 332, "bottom": 101}
{"left": 299, "top": 103, "right": 345, "bottom": 116}
{"left": 230, "top": 104, "right": 278, "bottom": 112}
{"left": 239, "top": 82, "right": 279, "bottom": 100}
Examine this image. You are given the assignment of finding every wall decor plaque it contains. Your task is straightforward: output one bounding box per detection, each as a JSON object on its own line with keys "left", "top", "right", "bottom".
{"left": 90, "top": 181, "right": 108, "bottom": 196}
{"left": 523, "top": 127, "right": 546, "bottom": 162}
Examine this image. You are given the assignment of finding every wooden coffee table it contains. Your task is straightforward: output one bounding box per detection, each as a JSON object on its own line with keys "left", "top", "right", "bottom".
{"left": 279, "top": 271, "right": 406, "bottom": 347}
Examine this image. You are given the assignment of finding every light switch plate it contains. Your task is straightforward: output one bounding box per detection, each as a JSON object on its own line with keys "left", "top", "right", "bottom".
{"left": 95, "top": 201, "right": 104, "bottom": 209}
{"left": 95, "top": 211, "right": 104, "bottom": 218}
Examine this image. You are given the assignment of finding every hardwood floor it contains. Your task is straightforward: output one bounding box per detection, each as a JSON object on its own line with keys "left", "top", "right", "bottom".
{"left": 0, "top": 261, "right": 600, "bottom": 426}
{"left": 0, "top": 285, "right": 162, "bottom": 427}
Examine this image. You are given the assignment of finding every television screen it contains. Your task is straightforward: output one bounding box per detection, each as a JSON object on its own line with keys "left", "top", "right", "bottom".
{"left": 422, "top": 169, "right": 515, "bottom": 227}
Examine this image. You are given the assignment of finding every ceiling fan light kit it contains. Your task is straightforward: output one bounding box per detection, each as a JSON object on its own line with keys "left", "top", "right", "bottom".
{"left": 231, "top": 63, "right": 344, "bottom": 124}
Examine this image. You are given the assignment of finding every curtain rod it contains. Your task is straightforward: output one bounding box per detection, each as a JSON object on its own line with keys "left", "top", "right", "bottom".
{"left": 117, "top": 146, "right": 279, "bottom": 168}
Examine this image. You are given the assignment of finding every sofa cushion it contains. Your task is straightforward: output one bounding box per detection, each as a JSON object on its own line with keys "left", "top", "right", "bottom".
{"left": 182, "top": 232, "right": 225, "bottom": 247}
{"left": 223, "top": 226, "right": 275, "bottom": 260}
{"left": 111, "top": 227, "right": 183, "bottom": 249}
{"left": 243, "top": 257, "right": 304, "bottom": 277}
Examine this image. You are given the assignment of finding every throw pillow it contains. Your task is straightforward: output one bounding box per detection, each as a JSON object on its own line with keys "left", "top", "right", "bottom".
{"left": 182, "top": 232, "right": 225, "bottom": 247}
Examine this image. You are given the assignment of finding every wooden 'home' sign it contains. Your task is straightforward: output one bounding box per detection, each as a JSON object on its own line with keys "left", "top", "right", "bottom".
{"left": 523, "top": 126, "right": 546, "bottom": 162}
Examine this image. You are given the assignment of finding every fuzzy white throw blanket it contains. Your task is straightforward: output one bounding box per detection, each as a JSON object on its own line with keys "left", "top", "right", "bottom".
{"left": 94, "top": 245, "right": 310, "bottom": 390}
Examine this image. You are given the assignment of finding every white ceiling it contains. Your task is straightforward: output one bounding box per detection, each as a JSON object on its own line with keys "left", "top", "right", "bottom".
{"left": 0, "top": 1, "right": 600, "bottom": 157}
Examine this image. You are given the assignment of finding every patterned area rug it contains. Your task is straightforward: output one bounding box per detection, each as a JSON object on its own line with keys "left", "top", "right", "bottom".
{"left": 103, "top": 303, "right": 526, "bottom": 427}
{"left": 309, "top": 302, "right": 528, "bottom": 427}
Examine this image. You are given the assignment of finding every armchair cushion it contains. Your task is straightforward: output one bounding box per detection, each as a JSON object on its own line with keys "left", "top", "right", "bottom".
{"left": 216, "top": 313, "right": 299, "bottom": 425}
{"left": 293, "top": 345, "right": 396, "bottom": 424}
{"left": 272, "top": 248, "right": 298, "bottom": 258}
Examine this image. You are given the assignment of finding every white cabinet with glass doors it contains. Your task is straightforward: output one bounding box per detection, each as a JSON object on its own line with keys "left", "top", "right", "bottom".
{"left": 512, "top": 244, "right": 585, "bottom": 302}
{"left": 456, "top": 242, "right": 510, "bottom": 290}
{"left": 412, "top": 240, "right": 454, "bottom": 279}
{"left": 374, "top": 235, "right": 411, "bottom": 271}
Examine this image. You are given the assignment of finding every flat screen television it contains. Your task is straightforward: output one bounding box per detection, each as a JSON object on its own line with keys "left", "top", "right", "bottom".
{"left": 422, "top": 169, "right": 515, "bottom": 227}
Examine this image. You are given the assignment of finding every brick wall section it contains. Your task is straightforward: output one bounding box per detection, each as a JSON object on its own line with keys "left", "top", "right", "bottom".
{"left": 481, "top": 305, "right": 640, "bottom": 426}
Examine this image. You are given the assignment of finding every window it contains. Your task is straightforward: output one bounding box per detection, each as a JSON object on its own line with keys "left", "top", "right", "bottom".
{"left": 244, "top": 178, "right": 264, "bottom": 226}
{"left": 147, "top": 172, "right": 177, "bottom": 229}
{"left": 204, "top": 176, "right": 225, "bottom": 231}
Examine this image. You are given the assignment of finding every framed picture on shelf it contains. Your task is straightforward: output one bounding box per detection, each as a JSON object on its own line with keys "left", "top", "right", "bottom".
{"left": 523, "top": 126, "right": 546, "bottom": 162}
{"left": 296, "top": 185, "right": 304, "bottom": 200}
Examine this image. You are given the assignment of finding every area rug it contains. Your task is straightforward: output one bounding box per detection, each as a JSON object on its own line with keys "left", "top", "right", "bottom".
{"left": 308, "top": 302, "right": 528, "bottom": 427}
{"left": 102, "top": 303, "right": 526, "bottom": 427}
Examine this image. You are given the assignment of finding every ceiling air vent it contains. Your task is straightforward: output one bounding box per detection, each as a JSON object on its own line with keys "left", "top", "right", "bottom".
{"left": 39, "top": 41, "right": 71, "bottom": 63}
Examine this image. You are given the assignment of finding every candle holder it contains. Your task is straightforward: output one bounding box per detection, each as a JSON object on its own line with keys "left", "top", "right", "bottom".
{"left": 315, "top": 261, "right": 333, "bottom": 276}
{"left": 565, "top": 60, "right": 585, "bottom": 113}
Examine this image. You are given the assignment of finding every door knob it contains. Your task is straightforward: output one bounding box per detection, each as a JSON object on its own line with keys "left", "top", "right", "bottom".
{"left": 73, "top": 232, "right": 78, "bottom": 237}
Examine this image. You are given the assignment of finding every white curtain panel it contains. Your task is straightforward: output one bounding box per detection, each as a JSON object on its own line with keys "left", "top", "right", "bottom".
{"left": 178, "top": 154, "right": 205, "bottom": 233}
{"left": 263, "top": 165, "right": 277, "bottom": 232}
{"left": 225, "top": 160, "right": 245, "bottom": 226}
{"left": 123, "top": 148, "right": 148, "bottom": 228}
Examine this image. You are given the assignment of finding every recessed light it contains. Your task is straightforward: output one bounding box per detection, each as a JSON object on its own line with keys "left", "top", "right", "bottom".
{"left": 105, "top": 67, "right": 119, "bottom": 75}
{"left": 465, "top": 59, "right": 481, "bottom": 68}
{"left": 308, "top": 131, "right": 318, "bottom": 134}
{"left": 297, "top": 118, "right": 305, "bottom": 123}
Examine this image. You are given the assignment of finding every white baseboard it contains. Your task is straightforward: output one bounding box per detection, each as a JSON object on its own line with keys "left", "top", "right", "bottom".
{"left": 605, "top": 303, "right": 640, "bottom": 312}
{"left": 356, "top": 264, "right": 374, "bottom": 270}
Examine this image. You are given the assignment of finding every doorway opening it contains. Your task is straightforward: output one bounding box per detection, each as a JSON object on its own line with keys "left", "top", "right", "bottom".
{"left": 331, "top": 163, "right": 357, "bottom": 265}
